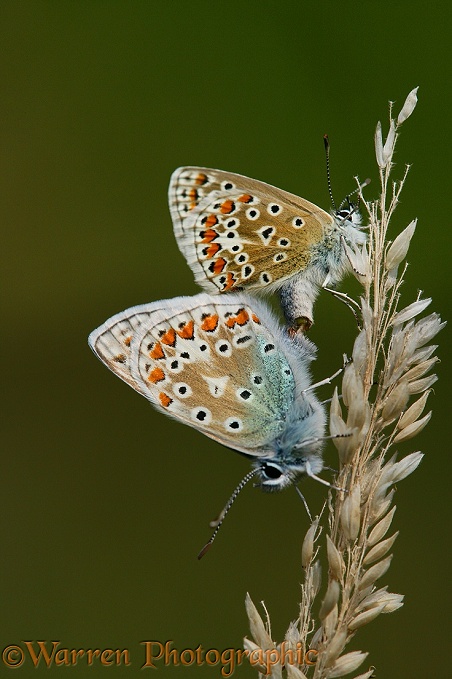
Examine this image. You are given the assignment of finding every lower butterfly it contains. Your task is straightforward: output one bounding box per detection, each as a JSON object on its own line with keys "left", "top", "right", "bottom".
{"left": 169, "top": 167, "right": 367, "bottom": 332}
{"left": 88, "top": 293, "right": 333, "bottom": 556}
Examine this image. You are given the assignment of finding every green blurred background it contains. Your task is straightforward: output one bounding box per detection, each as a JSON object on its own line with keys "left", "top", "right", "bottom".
{"left": 2, "top": 2, "right": 450, "bottom": 677}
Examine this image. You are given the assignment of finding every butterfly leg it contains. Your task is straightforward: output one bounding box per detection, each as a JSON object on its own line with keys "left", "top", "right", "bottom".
{"left": 302, "top": 354, "right": 350, "bottom": 393}
{"left": 322, "top": 272, "right": 362, "bottom": 329}
{"left": 295, "top": 485, "right": 312, "bottom": 521}
{"left": 305, "top": 460, "right": 347, "bottom": 493}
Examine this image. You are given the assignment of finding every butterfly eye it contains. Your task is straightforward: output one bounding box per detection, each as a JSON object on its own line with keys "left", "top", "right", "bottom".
{"left": 262, "top": 463, "right": 283, "bottom": 480}
{"left": 336, "top": 208, "right": 354, "bottom": 221}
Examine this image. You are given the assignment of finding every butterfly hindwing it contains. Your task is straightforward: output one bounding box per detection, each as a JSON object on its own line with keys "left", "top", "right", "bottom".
{"left": 169, "top": 166, "right": 334, "bottom": 294}
{"left": 90, "top": 293, "right": 314, "bottom": 455}
{"left": 88, "top": 304, "right": 164, "bottom": 395}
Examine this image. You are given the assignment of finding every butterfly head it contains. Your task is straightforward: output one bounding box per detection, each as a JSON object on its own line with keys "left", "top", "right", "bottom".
{"left": 334, "top": 189, "right": 368, "bottom": 240}
{"left": 256, "top": 446, "right": 324, "bottom": 492}
{"left": 334, "top": 201, "right": 364, "bottom": 229}
{"left": 197, "top": 448, "right": 324, "bottom": 559}
{"left": 256, "top": 460, "right": 305, "bottom": 491}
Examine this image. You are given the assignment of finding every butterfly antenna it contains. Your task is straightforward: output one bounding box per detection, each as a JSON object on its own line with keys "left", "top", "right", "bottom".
{"left": 323, "top": 134, "right": 337, "bottom": 212}
{"left": 197, "top": 468, "right": 260, "bottom": 560}
{"left": 338, "top": 178, "right": 371, "bottom": 213}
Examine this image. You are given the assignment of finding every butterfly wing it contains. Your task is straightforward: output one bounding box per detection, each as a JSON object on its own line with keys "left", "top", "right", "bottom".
{"left": 169, "top": 167, "right": 334, "bottom": 293}
{"left": 88, "top": 302, "right": 170, "bottom": 396}
{"left": 89, "top": 293, "right": 314, "bottom": 456}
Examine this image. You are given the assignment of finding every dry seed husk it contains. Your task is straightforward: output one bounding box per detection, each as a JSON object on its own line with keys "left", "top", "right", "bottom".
{"left": 302, "top": 519, "right": 319, "bottom": 568}
{"left": 398, "top": 390, "right": 431, "bottom": 429}
{"left": 367, "top": 507, "right": 396, "bottom": 546}
{"left": 327, "top": 534, "right": 345, "bottom": 580}
{"left": 393, "top": 412, "right": 432, "bottom": 442}
{"left": 358, "top": 555, "right": 393, "bottom": 590}
{"left": 385, "top": 219, "right": 416, "bottom": 270}
{"left": 324, "top": 628, "right": 348, "bottom": 667}
{"left": 286, "top": 665, "right": 309, "bottom": 679}
{"left": 327, "top": 651, "right": 368, "bottom": 678}
{"left": 363, "top": 532, "right": 399, "bottom": 565}
{"left": 340, "top": 485, "right": 361, "bottom": 540}
{"left": 349, "top": 605, "right": 385, "bottom": 631}
{"left": 319, "top": 580, "right": 340, "bottom": 621}
{"left": 245, "top": 593, "right": 272, "bottom": 649}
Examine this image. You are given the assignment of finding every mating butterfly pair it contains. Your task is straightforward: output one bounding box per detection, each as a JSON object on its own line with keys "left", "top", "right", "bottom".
{"left": 89, "top": 167, "right": 364, "bottom": 554}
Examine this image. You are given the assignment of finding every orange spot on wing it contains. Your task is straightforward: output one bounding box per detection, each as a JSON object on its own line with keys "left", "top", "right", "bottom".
{"left": 201, "top": 314, "right": 219, "bottom": 332}
{"left": 206, "top": 242, "right": 221, "bottom": 258}
{"left": 159, "top": 392, "right": 173, "bottom": 407}
{"left": 149, "top": 342, "right": 165, "bottom": 360}
{"left": 212, "top": 257, "right": 227, "bottom": 274}
{"left": 201, "top": 228, "right": 219, "bottom": 243}
{"left": 195, "top": 172, "right": 208, "bottom": 186}
{"left": 188, "top": 188, "right": 198, "bottom": 200}
{"left": 124, "top": 335, "right": 132, "bottom": 347}
{"left": 221, "top": 272, "right": 236, "bottom": 291}
{"left": 160, "top": 328, "right": 177, "bottom": 346}
{"left": 225, "top": 308, "right": 249, "bottom": 328}
{"left": 189, "top": 201, "right": 197, "bottom": 210}
{"left": 205, "top": 214, "right": 219, "bottom": 227}
{"left": 177, "top": 319, "right": 195, "bottom": 339}
{"left": 235, "top": 308, "right": 250, "bottom": 325}
{"left": 148, "top": 367, "right": 165, "bottom": 383}
{"left": 220, "top": 199, "right": 235, "bottom": 214}
{"left": 113, "top": 353, "right": 126, "bottom": 363}
{"left": 251, "top": 313, "right": 261, "bottom": 324}
{"left": 238, "top": 193, "right": 253, "bottom": 203}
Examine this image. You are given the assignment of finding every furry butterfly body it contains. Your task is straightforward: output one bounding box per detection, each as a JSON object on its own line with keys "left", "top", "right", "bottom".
{"left": 88, "top": 293, "right": 326, "bottom": 490}
{"left": 169, "top": 167, "right": 366, "bottom": 330}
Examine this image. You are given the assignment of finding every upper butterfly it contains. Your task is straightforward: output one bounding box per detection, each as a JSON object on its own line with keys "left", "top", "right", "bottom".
{"left": 169, "top": 167, "right": 366, "bottom": 332}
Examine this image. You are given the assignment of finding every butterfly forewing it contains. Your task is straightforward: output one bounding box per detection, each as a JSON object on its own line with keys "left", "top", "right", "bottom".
{"left": 169, "top": 167, "right": 334, "bottom": 293}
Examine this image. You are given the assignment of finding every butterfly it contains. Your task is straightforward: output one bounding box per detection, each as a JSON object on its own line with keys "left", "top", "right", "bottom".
{"left": 169, "top": 167, "right": 366, "bottom": 332}
{"left": 88, "top": 293, "right": 329, "bottom": 555}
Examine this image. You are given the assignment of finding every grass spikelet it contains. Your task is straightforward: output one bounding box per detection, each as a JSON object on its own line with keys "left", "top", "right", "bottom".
{"left": 244, "top": 89, "right": 444, "bottom": 678}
